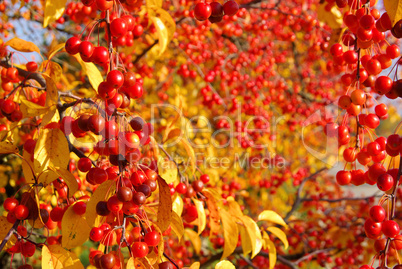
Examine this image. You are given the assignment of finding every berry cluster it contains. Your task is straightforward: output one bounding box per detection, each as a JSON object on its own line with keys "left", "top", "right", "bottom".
{"left": 193, "top": 0, "right": 239, "bottom": 22}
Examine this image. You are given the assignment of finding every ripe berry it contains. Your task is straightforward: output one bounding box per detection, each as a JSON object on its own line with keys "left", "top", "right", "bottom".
{"left": 14, "top": 205, "right": 29, "bottom": 220}
{"left": 96, "top": 201, "right": 110, "bottom": 216}
{"left": 132, "top": 242, "right": 149, "bottom": 258}
{"left": 116, "top": 186, "right": 133, "bottom": 202}
{"left": 210, "top": 2, "right": 223, "bottom": 17}
{"left": 21, "top": 241, "right": 36, "bottom": 257}
{"left": 2, "top": 99, "right": 16, "bottom": 114}
{"left": 382, "top": 220, "right": 400, "bottom": 238}
{"left": 336, "top": 170, "right": 351, "bottom": 185}
{"left": 110, "top": 18, "right": 128, "bottom": 38}
{"left": 3, "top": 197, "right": 18, "bottom": 212}
{"left": 26, "top": 62, "right": 38, "bottom": 72}
{"left": 194, "top": 2, "right": 212, "bottom": 21}
{"left": 72, "top": 201, "right": 87, "bottom": 215}
{"left": 50, "top": 207, "right": 64, "bottom": 222}
{"left": 107, "top": 70, "right": 124, "bottom": 88}
{"left": 200, "top": 174, "right": 210, "bottom": 183}
{"left": 377, "top": 173, "right": 394, "bottom": 192}
{"left": 130, "top": 117, "right": 145, "bottom": 131}
{"left": 176, "top": 182, "right": 187, "bottom": 194}
{"left": 78, "top": 157, "right": 92, "bottom": 172}
{"left": 100, "top": 253, "right": 116, "bottom": 269}
{"left": 65, "top": 37, "right": 82, "bottom": 55}
{"left": 91, "top": 46, "right": 109, "bottom": 65}
{"left": 144, "top": 230, "right": 160, "bottom": 246}
{"left": 79, "top": 41, "right": 95, "bottom": 59}
{"left": 223, "top": 0, "right": 239, "bottom": 16}
{"left": 369, "top": 205, "right": 386, "bottom": 223}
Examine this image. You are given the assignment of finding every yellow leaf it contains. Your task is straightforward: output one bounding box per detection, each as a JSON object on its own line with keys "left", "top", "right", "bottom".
{"left": 263, "top": 234, "right": 277, "bottom": 269}
{"left": 226, "top": 197, "right": 243, "bottom": 218}
{"left": 42, "top": 62, "right": 63, "bottom": 84}
{"left": 220, "top": 208, "right": 238, "bottom": 259}
{"left": 48, "top": 167, "right": 78, "bottom": 197}
{"left": 266, "top": 227, "right": 288, "bottom": 250}
{"left": 22, "top": 151, "right": 35, "bottom": 184}
{"left": 61, "top": 202, "right": 91, "bottom": 249}
{"left": 0, "top": 216, "right": 16, "bottom": 249}
{"left": 258, "top": 210, "right": 288, "bottom": 228}
{"left": 0, "top": 140, "right": 18, "bottom": 154}
{"left": 189, "top": 262, "right": 200, "bottom": 269}
{"left": 146, "top": 0, "right": 162, "bottom": 8}
{"left": 20, "top": 100, "right": 49, "bottom": 118}
{"left": 74, "top": 54, "right": 103, "bottom": 90}
{"left": 184, "top": 228, "right": 201, "bottom": 254}
{"left": 5, "top": 37, "right": 40, "bottom": 54}
{"left": 172, "top": 193, "right": 183, "bottom": 216}
{"left": 34, "top": 128, "right": 69, "bottom": 185}
{"left": 384, "top": 0, "right": 402, "bottom": 26}
{"left": 126, "top": 257, "right": 147, "bottom": 268}
{"left": 171, "top": 211, "right": 184, "bottom": 240}
{"left": 316, "top": 4, "right": 342, "bottom": 29}
{"left": 42, "top": 245, "right": 84, "bottom": 269}
{"left": 148, "top": 6, "right": 176, "bottom": 56}
{"left": 179, "top": 137, "right": 196, "bottom": 174}
{"left": 86, "top": 180, "right": 116, "bottom": 227}
{"left": 157, "top": 156, "right": 178, "bottom": 184}
{"left": 163, "top": 128, "right": 182, "bottom": 143}
{"left": 43, "top": 0, "right": 67, "bottom": 28}
{"left": 192, "top": 198, "right": 206, "bottom": 235}
{"left": 40, "top": 107, "right": 59, "bottom": 128}
{"left": 215, "top": 260, "right": 236, "bottom": 269}
{"left": 203, "top": 190, "right": 221, "bottom": 236}
{"left": 157, "top": 175, "right": 172, "bottom": 232}
{"left": 239, "top": 215, "right": 262, "bottom": 258}
{"left": 48, "top": 42, "right": 65, "bottom": 60}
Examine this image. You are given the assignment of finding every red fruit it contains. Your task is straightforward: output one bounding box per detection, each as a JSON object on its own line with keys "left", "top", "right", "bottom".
{"left": 21, "top": 241, "right": 36, "bottom": 257}
{"left": 79, "top": 41, "right": 95, "bottom": 59}
{"left": 132, "top": 242, "right": 149, "bottom": 258}
{"left": 107, "top": 195, "right": 123, "bottom": 212}
{"left": 110, "top": 18, "right": 128, "bottom": 38}
{"left": 364, "top": 218, "right": 382, "bottom": 236}
{"left": 3, "top": 197, "right": 19, "bottom": 212}
{"left": 78, "top": 157, "right": 92, "bottom": 172}
{"left": 365, "top": 114, "right": 380, "bottom": 129}
{"left": 86, "top": 167, "right": 108, "bottom": 185}
{"left": 65, "top": 37, "right": 82, "bottom": 55}
{"left": 200, "top": 174, "right": 210, "bottom": 183}
{"left": 374, "top": 76, "right": 393, "bottom": 95}
{"left": 176, "top": 182, "right": 187, "bottom": 194}
{"left": 2, "top": 99, "right": 16, "bottom": 114}
{"left": 72, "top": 201, "right": 87, "bottom": 215}
{"left": 98, "top": 81, "right": 116, "bottom": 100}
{"left": 367, "top": 141, "right": 382, "bottom": 156}
{"left": 194, "top": 2, "right": 212, "bottom": 21}
{"left": 104, "top": 120, "right": 118, "bottom": 139}
{"left": 91, "top": 46, "right": 109, "bottom": 65}
{"left": 369, "top": 205, "right": 386, "bottom": 223}
{"left": 375, "top": 104, "right": 388, "bottom": 119}
{"left": 330, "top": 43, "right": 343, "bottom": 57}
{"left": 377, "top": 173, "right": 394, "bottom": 192}
{"left": 50, "top": 207, "right": 64, "bottom": 222}
{"left": 210, "top": 1, "right": 223, "bottom": 17}
{"left": 107, "top": 70, "right": 124, "bottom": 89}
{"left": 144, "top": 230, "right": 160, "bottom": 246}
{"left": 26, "top": 61, "right": 38, "bottom": 72}
{"left": 14, "top": 205, "right": 29, "bottom": 220}
{"left": 90, "top": 227, "right": 104, "bottom": 242}
{"left": 88, "top": 115, "right": 105, "bottom": 135}
{"left": 130, "top": 171, "right": 146, "bottom": 186}
{"left": 382, "top": 220, "right": 400, "bottom": 238}
{"left": 387, "top": 134, "right": 401, "bottom": 150}
{"left": 368, "top": 163, "right": 386, "bottom": 183}
{"left": 223, "top": 0, "right": 239, "bottom": 16}
{"left": 336, "top": 170, "right": 351, "bottom": 185}
{"left": 387, "top": 44, "right": 400, "bottom": 59}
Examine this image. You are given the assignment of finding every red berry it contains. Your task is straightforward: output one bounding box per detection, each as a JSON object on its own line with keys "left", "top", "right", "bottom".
{"left": 223, "top": 0, "right": 239, "bottom": 16}
{"left": 369, "top": 205, "right": 386, "bottom": 223}
{"left": 194, "top": 2, "right": 212, "bottom": 21}
{"left": 382, "top": 220, "right": 400, "bottom": 238}
{"left": 78, "top": 157, "right": 92, "bottom": 172}
{"left": 144, "top": 230, "right": 160, "bottom": 246}
{"left": 65, "top": 37, "right": 82, "bottom": 55}
{"left": 3, "top": 197, "right": 19, "bottom": 212}
{"left": 14, "top": 205, "right": 29, "bottom": 220}
{"left": 72, "top": 201, "right": 87, "bottom": 215}
{"left": 132, "top": 242, "right": 149, "bottom": 258}
{"left": 110, "top": 18, "right": 128, "bottom": 38}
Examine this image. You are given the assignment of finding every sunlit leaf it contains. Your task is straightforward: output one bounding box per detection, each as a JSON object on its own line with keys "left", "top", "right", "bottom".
{"left": 0, "top": 216, "right": 16, "bottom": 249}
{"left": 226, "top": 196, "right": 243, "bottom": 218}
{"left": 172, "top": 193, "right": 183, "bottom": 216}
{"left": 263, "top": 232, "right": 277, "bottom": 269}
{"left": 0, "top": 140, "right": 18, "bottom": 154}
{"left": 86, "top": 180, "right": 116, "bottom": 227}
{"left": 215, "top": 260, "right": 236, "bottom": 269}
{"left": 48, "top": 42, "right": 65, "bottom": 60}
{"left": 189, "top": 262, "right": 200, "bottom": 269}
{"left": 148, "top": 6, "right": 176, "bottom": 56}
{"left": 317, "top": 4, "right": 342, "bottom": 29}
{"left": 61, "top": 202, "right": 91, "bottom": 249}
{"left": 192, "top": 198, "right": 206, "bottom": 234}
{"left": 220, "top": 208, "right": 238, "bottom": 259}
{"left": 43, "top": 0, "right": 67, "bottom": 28}
{"left": 266, "top": 227, "right": 288, "bottom": 249}
{"left": 42, "top": 245, "right": 84, "bottom": 269}
{"left": 73, "top": 54, "right": 103, "bottom": 90}
{"left": 20, "top": 100, "right": 49, "bottom": 118}
{"left": 157, "top": 156, "right": 178, "bottom": 184}
{"left": 384, "top": 0, "right": 402, "bottom": 26}
{"left": 179, "top": 137, "right": 196, "bottom": 174}
{"left": 48, "top": 167, "right": 79, "bottom": 197}
{"left": 258, "top": 210, "right": 288, "bottom": 228}
{"left": 157, "top": 175, "right": 172, "bottom": 232}
{"left": 146, "top": 0, "right": 162, "bottom": 8}
{"left": 184, "top": 228, "right": 202, "bottom": 254}
{"left": 203, "top": 189, "right": 221, "bottom": 236}
{"left": 171, "top": 211, "right": 184, "bottom": 240}
{"left": 239, "top": 215, "right": 262, "bottom": 258}
{"left": 5, "top": 37, "right": 40, "bottom": 54}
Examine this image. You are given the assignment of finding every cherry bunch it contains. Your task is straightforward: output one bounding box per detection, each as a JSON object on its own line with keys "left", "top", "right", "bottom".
{"left": 193, "top": 0, "right": 239, "bottom": 22}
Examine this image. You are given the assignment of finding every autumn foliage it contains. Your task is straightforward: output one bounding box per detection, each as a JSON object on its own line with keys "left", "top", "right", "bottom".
{"left": 0, "top": 0, "right": 401, "bottom": 268}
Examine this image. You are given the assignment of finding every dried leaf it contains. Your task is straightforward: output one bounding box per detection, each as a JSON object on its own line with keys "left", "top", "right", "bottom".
{"left": 219, "top": 208, "right": 238, "bottom": 260}
{"left": 157, "top": 175, "right": 172, "bottom": 232}
{"left": 171, "top": 211, "right": 184, "bottom": 240}
{"left": 266, "top": 227, "right": 288, "bottom": 249}
{"left": 42, "top": 245, "right": 84, "bottom": 269}
{"left": 384, "top": 0, "right": 402, "bottom": 26}
{"left": 184, "top": 228, "right": 201, "bottom": 254}
{"left": 258, "top": 210, "right": 288, "bottom": 228}
{"left": 0, "top": 140, "right": 18, "bottom": 154}
{"left": 148, "top": 6, "right": 176, "bottom": 55}
{"left": 5, "top": 37, "right": 40, "bottom": 54}
{"left": 86, "top": 180, "right": 116, "bottom": 227}
{"left": 61, "top": 202, "right": 91, "bottom": 249}
{"left": 192, "top": 198, "right": 206, "bottom": 235}
{"left": 48, "top": 167, "right": 78, "bottom": 197}
{"left": 43, "top": 0, "right": 67, "bottom": 28}
{"left": 215, "top": 260, "right": 236, "bottom": 269}
{"left": 239, "top": 215, "right": 262, "bottom": 258}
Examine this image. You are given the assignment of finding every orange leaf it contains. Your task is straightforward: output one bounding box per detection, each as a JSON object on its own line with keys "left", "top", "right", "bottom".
{"left": 157, "top": 175, "right": 172, "bottom": 232}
